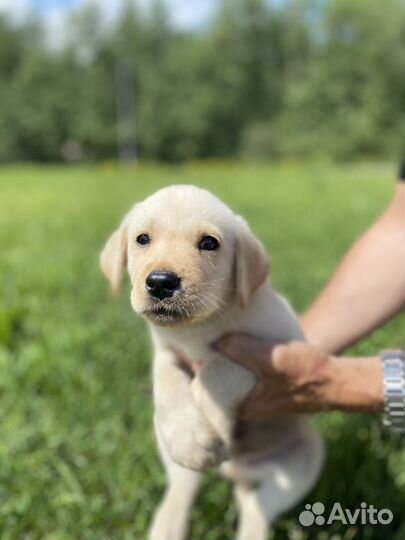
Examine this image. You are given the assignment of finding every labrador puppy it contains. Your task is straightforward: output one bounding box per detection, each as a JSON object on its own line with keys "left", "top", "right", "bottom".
{"left": 100, "top": 185, "right": 324, "bottom": 540}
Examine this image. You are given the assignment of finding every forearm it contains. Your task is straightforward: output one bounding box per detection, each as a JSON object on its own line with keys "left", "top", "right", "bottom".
{"left": 326, "top": 356, "right": 383, "bottom": 413}
{"left": 301, "top": 184, "right": 405, "bottom": 354}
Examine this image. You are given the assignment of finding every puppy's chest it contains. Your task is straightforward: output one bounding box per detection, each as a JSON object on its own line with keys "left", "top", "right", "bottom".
{"left": 153, "top": 326, "right": 216, "bottom": 366}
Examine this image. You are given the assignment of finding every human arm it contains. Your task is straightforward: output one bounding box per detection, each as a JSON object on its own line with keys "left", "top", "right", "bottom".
{"left": 301, "top": 183, "right": 405, "bottom": 355}
{"left": 214, "top": 337, "right": 383, "bottom": 420}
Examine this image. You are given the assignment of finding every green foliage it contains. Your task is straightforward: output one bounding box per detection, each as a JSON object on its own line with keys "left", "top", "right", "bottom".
{"left": 271, "top": 0, "right": 405, "bottom": 160}
{"left": 0, "top": 0, "right": 403, "bottom": 163}
{"left": 0, "top": 162, "right": 403, "bottom": 539}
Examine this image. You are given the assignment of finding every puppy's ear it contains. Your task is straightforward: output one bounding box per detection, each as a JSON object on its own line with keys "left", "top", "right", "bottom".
{"left": 234, "top": 217, "right": 270, "bottom": 308}
{"left": 100, "top": 215, "right": 130, "bottom": 293}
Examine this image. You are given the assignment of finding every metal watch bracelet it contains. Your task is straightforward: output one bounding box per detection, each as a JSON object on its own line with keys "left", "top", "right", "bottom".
{"left": 381, "top": 351, "right": 405, "bottom": 433}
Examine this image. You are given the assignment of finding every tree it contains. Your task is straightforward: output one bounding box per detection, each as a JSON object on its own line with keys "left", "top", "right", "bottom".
{"left": 0, "top": 0, "right": 403, "bottom": 162}
{"left": 273, "top": 0, "right": 405, "bottom": 159}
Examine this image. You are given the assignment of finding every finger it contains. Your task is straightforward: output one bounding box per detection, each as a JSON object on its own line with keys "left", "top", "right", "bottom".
{"left": 238, "top": 382, "right": 266, "bottom": 419}
{"left": 239, "top": 394, "right": 295, "bottom": 420}
{"left": 213, "top": 334, "right": 278, "bottom": 377}
{"left": 239, "top": 400, "right": 276, "bottom": 421}
{"left": 237, "top": 378, "right": 284, "bottom": 420}
{"left": 270, "top": 343, "right": 290, "bottom": 374}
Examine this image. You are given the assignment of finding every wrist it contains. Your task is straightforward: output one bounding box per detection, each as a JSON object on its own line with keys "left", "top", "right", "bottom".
{"left": 326, "top": 356, "right": 383, "bottom": 413}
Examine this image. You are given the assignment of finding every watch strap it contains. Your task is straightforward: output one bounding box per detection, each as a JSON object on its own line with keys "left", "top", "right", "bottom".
{"left": 381, "top": 350, "right": 405, "bottom": 433}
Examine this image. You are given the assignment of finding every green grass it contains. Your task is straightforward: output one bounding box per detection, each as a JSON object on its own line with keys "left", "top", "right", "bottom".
{"left": 0, "top": 161, "right": 404, "bottom": 540}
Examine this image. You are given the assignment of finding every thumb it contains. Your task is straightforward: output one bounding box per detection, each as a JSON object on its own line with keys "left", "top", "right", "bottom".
{"left": 213, "top": 333, "right": 277, "bottom": 378}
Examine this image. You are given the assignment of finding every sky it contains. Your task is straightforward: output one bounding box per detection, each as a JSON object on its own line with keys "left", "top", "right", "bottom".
{"left": 0, "top": 0, "right": 219, "bottom": 31}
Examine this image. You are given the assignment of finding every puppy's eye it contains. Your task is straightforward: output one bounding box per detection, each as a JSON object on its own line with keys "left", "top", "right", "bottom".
{"left": 198, "top": 235, "right": 220, "bottom": 251}
{"left": 136, "top": 233, "right": 150, "bottom": 246}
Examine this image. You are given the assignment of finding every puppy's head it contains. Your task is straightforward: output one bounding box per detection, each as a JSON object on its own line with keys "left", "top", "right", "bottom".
{"left": 100, "top": 185, "right": 269, "bottom": 326}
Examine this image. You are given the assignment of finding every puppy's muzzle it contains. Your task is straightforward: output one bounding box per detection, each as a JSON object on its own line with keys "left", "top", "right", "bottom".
{"left": 146, "top": 271, "right": 181, "bottom": 300}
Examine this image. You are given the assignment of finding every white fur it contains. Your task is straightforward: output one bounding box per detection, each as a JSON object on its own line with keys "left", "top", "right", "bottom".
{"left": 100, "top": 185, "right": 324, "bottom": 540}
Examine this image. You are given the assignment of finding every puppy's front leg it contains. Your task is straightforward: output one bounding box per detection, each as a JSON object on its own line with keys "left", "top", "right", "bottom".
{"left": 149, "top": 418, "right": 202, "bottom": 540}
{"left": 191, "top": 354, "right": 256, "bottom": 448}
{"left": 154, "top": 348, "right": 227, "bottom": 470}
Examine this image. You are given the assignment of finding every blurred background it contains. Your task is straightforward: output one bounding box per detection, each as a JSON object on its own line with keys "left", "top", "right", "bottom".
{"left": 0, "top": 0, "right": 403, "bottom": 164}
{"left": 0, "top": 1, "right": 404, "bottom": 540}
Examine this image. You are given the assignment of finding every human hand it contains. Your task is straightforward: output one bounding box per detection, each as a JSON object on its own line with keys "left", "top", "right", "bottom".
{"left": 214, "top": 336, "right": 337, "bottom": 420}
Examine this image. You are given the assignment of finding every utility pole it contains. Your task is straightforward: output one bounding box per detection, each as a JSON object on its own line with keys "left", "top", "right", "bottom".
{"left": 115, "top": 55, "right": 137, "bottom": 164}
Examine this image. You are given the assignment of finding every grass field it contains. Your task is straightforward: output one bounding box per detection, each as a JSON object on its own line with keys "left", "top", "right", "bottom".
{"left": 0, "top": 162, "right": 404, "bottom": 540}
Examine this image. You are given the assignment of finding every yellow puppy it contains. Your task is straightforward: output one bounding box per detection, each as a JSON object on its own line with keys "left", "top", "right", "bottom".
{"left": 101, "top": 185, "right": 324, "bottom": 540}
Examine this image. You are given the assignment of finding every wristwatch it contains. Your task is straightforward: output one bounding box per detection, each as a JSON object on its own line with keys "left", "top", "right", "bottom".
{"left": 381, "top": 351, "right": 405, "bottom": 433}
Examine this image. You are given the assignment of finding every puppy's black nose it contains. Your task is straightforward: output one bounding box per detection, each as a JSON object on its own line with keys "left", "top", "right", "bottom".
{"left": 146, "top": 271, "right": 181, "bottom": 300}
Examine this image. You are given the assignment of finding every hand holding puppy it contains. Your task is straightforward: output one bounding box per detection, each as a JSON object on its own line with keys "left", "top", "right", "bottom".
{"left": 214, "top": 336, "right": 383, "bottom": 419}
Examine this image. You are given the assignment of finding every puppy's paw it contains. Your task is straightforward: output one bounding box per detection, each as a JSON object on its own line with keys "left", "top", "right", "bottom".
{"left": 166, "top": 430, "right": 228, "bottom": 471}
{"left": 173, "top": 442, "right": 227, "bottom": 471}
{"left": 195, "top": 431, "right": 229, "bottom": 468}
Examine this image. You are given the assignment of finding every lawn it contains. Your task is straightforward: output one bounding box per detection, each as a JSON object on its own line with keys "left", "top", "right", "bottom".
{"left": 0, "top": 161, "right": 404, "bottom": 540}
